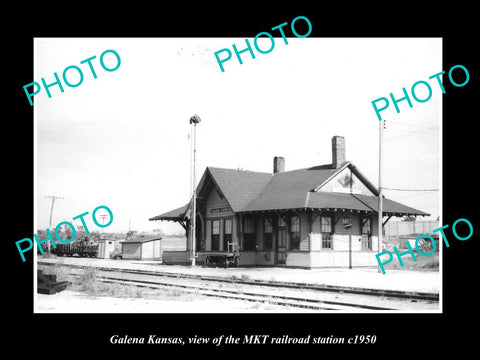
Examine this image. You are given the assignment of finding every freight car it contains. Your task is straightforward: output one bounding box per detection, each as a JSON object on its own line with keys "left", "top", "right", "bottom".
{"left": 55, "top": 237, "right": 98, "bottom": 258}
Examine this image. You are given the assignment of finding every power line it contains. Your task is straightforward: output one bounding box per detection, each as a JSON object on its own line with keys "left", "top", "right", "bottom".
{"left": 387, "top": 120, "right": 438, "bottom": 131}
{"left": 383, "top": 187, "right": 439, "bottom": 192}
{"left": 384, "top": 127, "right": 438, "bottom": 140}
{"left": 381, "top": 119, "right": 439, "bottom": 140}
{"left": 393, "top": 192, "right": 437, "bottom": 200}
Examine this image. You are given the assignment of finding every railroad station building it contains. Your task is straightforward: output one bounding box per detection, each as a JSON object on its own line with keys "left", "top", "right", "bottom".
{"left": 150, "top": 136, "right": 428, "bottom": 268}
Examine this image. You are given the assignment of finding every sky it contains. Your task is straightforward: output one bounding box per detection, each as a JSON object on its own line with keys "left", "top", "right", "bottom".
{"left": 34, "top": 37, "right": 441, "bottom": 234}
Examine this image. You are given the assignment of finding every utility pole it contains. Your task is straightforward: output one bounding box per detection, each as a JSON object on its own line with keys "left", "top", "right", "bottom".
{"left": 189, "top": 114, "right": 201, "bottom": 266}
{"left": 98, "top": 214, "right": 108, "bottom": 233}
{"left": 44, "top": 195, "right": 63, "bottom": 253}
{"left": 377, "top": 119, "right": 385, "bottom": 273}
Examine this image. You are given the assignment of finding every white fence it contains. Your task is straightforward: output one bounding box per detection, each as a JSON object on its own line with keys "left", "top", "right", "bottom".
{"left": 384, "top": 220, "right": 439, "bottom": 236}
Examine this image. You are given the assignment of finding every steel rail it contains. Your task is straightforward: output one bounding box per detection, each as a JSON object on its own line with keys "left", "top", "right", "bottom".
{"left": 38, "top": 260, "right": 439, "bottom": 303}
{"left": 70, "top": 272, "right": 393, "bottom": 311}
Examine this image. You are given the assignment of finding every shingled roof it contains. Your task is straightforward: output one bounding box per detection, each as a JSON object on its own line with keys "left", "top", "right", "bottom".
{"left": 149, "top": 167, "right": 272, "bottom": 221}
{"left": 149, "top": 203, "right": 190, "bottom": 221}
{"left": 204, "top": 167, "right": 273, "bottom": 212}
{"left": 241, "top": 164, "right": 340, "bottom": 211}
{"left": 150, "top": 161, "right": 429, "bottom": 220}
{"left": 240, "top": 163, "right": 428, "bottom": 216}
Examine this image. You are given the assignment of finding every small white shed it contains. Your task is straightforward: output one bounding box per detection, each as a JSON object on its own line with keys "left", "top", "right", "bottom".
{"left": 121, "top": 236, "right": 162, "bottom": 260}
{"left": 98, "top": 237, "right": 122, "bottom": 259}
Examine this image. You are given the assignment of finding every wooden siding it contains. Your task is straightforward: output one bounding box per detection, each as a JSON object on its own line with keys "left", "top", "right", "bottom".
{"left": 205, "top": 219, "right": 212, "bottom": 250}
{"left": 142, "top": 241, "right": 154, "bottom": 259}
{"left": 232, "top": 214, "right": 240, "bottom": 245}
{"left": 299, "top": 213, "right": 309, "bottom": 251}
{"left": 333, "top": 211, "right": 361, "bottom": 235}
{"left": 256, "top": 216, "right": 263, "bottom": 250}
{"left": 371, "top": 215, "right": 379, "bottom": 236}
{"left": 122, "top": 243, "right": 141, "bottom": 260}
{"left": 310, "top": 250, "right": 379, "bottom": 267}
{"left": 317, "top": 167, "right": 374, "bottom": 196}
{"left": 206, "top": 187, "right": 234, "bottom": 218}
{"left": 310, "top": 216, "right": 322, "bottom": 251}
{"left": 139, "top": 240, "right": 161, "bottom": 260}
{"left": 162, "top": 251, "right": 190, "bottom": 264}
{"left": 203, "top": 183, "right": 236, "bottom": 251}
{"left": 333, "top": 234, "right": 361, "bottom": 251}
{"left": 286, "top": 252, "right": 311, "bottom": 268}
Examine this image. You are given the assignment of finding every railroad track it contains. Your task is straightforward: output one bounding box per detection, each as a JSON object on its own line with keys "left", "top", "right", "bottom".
{"left": 38, "top": 261, "right": 439, "bottom": 311}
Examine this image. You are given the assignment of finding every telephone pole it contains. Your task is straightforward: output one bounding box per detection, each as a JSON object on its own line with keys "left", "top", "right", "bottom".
{"left": 98, "top": 214, "right": 109, "bottom": 233}
{"left": 378, "top": 119, "right": 385, "bottom": 272}
{"left": 44, "top": 195, "right": 63, "bottom": 253}
{"left": 189, "top": 114, "right": 201, "bottom": 267}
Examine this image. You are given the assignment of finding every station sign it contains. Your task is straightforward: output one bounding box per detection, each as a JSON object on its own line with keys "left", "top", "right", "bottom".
{"left": 342, "top": 216, "right": 353, "bottom": 228}
{"left": 210, "top": 206, "right": 232, "bottom": 214}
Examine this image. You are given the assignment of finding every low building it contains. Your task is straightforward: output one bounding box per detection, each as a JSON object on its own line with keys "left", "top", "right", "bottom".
{"left": 120, "top": 236, "right": 162, "bottom": 260}
{"left": 98, "top": 237, "right": 117, "bottom": 259}
{"left": 150, "top": 136, "right": 429, "bottom": 268}
{"left": 97, "top": 235, "right": 124, "bottom": 259}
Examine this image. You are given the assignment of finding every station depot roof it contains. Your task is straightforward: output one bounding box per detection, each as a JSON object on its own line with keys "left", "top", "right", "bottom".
{"left": 149, "top": 204, "right": 190, "bottom": 221}
{"left": 150, "top": 162, "right": 429, "bottom": 221}
{"left": 120, "top": 235, "right": 163, "bottom": 244}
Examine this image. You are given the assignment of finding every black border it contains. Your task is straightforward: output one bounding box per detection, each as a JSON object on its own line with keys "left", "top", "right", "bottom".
{"left": 6, "top": 4, "right": 477, "bottom": 355}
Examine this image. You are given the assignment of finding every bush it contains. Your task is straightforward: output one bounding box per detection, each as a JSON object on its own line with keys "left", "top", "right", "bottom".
{"left": 240, "top": 274, "right": 250, "bottom": 282}
{"left": 80, "top": 267, "right": 98, "bottom": 293}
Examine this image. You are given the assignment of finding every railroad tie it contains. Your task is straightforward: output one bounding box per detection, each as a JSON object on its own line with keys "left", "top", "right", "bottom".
{"left": 37, "top": 270, "right": 69, "bottom": 295}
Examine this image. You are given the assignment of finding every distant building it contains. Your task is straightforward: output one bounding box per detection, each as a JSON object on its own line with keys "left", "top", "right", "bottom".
{"left": 150, "top": 136, "right": 428, "bottom": 268}
{"left": 120, "top": 236, "right": 162, "bottom": 260}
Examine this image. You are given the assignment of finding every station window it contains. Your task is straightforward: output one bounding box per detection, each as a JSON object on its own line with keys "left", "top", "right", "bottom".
{"left": 264, "top": 218, "right": 273, "bottom": 250}
{"left": 361, "top": 218, "right": 372, "bottom": 250}
{"left": 290, "top": 216, "right": 301, "bottom": 250}
{"left": 211, "top": 219, "right": 220, "bottom": 251}
{"left": 243, "top": 218, "right": 256, "bottom": 251}
{"left": 321, "top": 216, "right": 333, "bottom": 249}
{"left": 224, "top": 218, "right": 232, "bottom": 251}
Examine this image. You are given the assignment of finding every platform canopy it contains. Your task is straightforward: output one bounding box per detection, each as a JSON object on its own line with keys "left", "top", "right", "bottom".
{"left": 149, "top": 203, "right": 190, "bottom": 222}
{"left": 240, "top": 189, "right": 429, "bottom": 217}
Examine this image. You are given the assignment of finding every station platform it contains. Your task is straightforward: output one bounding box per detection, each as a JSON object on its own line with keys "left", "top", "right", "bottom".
{"left": 37, "top": 256, "right": 440, "bottom": 295}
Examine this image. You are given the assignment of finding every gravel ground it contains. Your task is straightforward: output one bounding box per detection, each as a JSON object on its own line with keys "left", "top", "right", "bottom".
{"left": 36, "top": 289, "right": 304, "bottom": 313}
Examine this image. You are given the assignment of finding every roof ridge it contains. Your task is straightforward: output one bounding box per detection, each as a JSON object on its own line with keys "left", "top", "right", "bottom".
{"left": 271, "top": 164, "right": 333, "bottom": 175}
{"left": 207, "top": 163, "right": 345, "bottom": 176}
{"left": 207, "top": 166, "right": 272, "bottom": 175}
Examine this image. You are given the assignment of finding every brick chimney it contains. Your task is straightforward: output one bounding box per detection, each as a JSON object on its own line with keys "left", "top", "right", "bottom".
{"left": 332, "top": 136, "right": 346, "bottom": 168}
{"left": 273, "top": 156, "right": 285, "bottom": 173}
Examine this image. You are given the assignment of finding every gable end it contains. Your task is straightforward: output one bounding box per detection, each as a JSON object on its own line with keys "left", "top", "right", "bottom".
{"left": 313, "top": 162, "right": 378, "bottom": 196}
